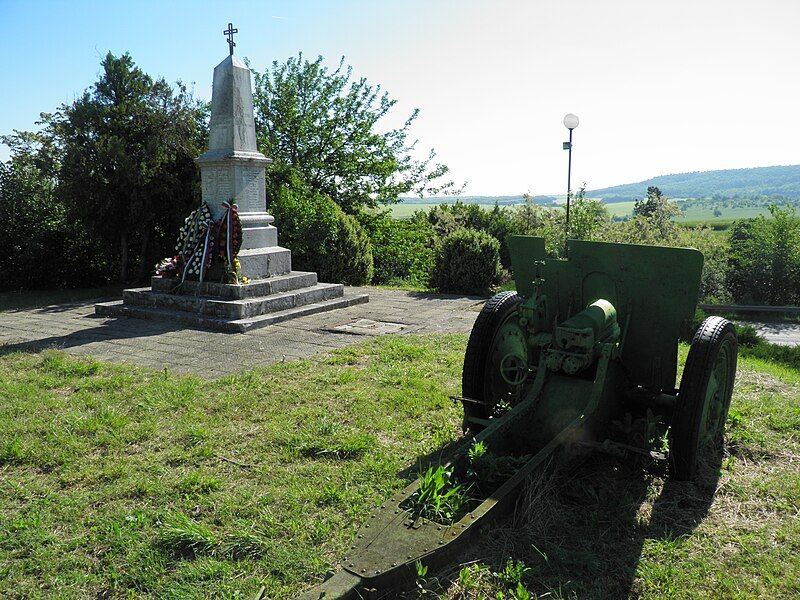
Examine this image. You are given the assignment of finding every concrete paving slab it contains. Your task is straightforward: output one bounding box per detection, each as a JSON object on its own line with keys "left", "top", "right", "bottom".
{"left": 0, "top": 286, "right": 482, "bottom": 376}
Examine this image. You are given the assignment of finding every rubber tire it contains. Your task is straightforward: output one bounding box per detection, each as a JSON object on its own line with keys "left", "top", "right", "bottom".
{"left": 669, "top": 316, "right": 738, "bottom": 481}
{"left": 462, "top": 291, "right": 523, "bottom": 433}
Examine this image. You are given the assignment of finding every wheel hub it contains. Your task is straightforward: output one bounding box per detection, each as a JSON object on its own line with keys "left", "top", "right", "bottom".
{"left": 487, "top": 319, "right": 529, "bottom": 407}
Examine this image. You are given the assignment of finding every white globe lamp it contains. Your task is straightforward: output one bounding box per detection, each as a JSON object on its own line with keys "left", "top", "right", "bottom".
{"left": 563, "top": 113, "right": 579, "bottom": 130}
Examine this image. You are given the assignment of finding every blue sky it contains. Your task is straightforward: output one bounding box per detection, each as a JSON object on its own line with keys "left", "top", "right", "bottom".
{"left": 1, "top": 0, "right": 799, "bottom": 195}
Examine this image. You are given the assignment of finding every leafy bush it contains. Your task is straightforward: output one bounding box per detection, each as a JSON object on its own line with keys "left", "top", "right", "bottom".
{"left": 674, "top": 226, "right": 732, "bottom": 303}
{"left": 423, "top": 202, "right": 519, "bottom": 267}
{"left": 325, "top": 211, "right": 374, "bottom": 285}
{"left": 269, "top": 179, "right": 374, "bottom": 285}
{"left": 726, "top": 205, "right": 800, "bottom": 305}
{"left": 507, "top": 188, "right": 609, "bottom": 258}
{"left": 735, "top": 324, "right": 763, "bottom": 348}
{"left": 359, "top": 212, "right": 435, "bottom": 285}
{"left": 431, "top": 228, "right": 502, "bottom": 295}
{"left": 538, "top": 192, "right": 610, "bottom": 257}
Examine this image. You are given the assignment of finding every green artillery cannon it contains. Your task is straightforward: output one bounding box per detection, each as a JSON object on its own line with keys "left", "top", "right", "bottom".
{"left": 298, "top": 236, "right": 738, "bottom": 599}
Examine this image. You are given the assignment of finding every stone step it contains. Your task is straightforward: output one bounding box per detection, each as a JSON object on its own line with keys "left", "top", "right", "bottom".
{"left": 150, "top": 271, "right": 318, "bottom": 300}
{"left": 95, "top": 293, "right": 370, "bottom": 333}
{"left": 123, "top": 283, "right": 345, "bottom": 320}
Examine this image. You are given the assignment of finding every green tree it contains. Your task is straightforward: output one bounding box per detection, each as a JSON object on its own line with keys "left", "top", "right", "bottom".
{"left": 727, "top": 205, "right": 800, "bottom": 304}
{"left": 49, "top": 52, "right": 206, "bottom": 281}
{"left": 674, "top": 226, "right": 731, "bottom": 303}
{"left": 252, "top": 55, "right": 459, "bottom": 214}
{"left": 632, "top": 186, "right": 682, "bottom": 238}
{"left": 514, "top": 193, "right": 546, "bottom": 234}
{"left": 568, "top": 185, "right": 610, "bottom": 241}
{"left": 0, "top": 129, "right": 105, "bottom": 289}
{"left": 528, "top": 186, "right": 609, "bottom": 257}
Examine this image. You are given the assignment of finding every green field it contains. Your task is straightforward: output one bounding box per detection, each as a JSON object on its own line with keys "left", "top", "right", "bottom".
{"left": 387, "top": 200, "right": 774, "bottom": 223}
{"left": 1, "top": 335, "right": 799, "bottom": 598}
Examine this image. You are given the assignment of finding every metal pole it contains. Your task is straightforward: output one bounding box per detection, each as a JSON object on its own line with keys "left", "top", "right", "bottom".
{"left": 565, "top": 127, "right": 573, "bottom": 257}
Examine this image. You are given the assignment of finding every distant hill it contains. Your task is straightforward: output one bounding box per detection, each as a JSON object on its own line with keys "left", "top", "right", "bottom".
{"left": 396, "top": 165, "right": 800, "bottom": 207}
{"left": 399, "top": 194, "right": 558, "bottom": 206}
{"left": 588, "top": 165, "right": 800, "bottom": 202}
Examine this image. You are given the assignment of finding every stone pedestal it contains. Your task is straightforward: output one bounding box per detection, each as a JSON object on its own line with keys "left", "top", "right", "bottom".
{"left": 96, "top": 272, "right": 368, "bottom": 333}
{"left": 95, "top": 52, "right": 368, "bottom": 332}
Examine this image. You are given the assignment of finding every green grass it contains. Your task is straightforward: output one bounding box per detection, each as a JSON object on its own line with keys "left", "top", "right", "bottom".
{"left": 1, "top": 335, "right": 798, "bottom": 598}
{"left": 0, "top": 337, "right": 465, "bottom": 598}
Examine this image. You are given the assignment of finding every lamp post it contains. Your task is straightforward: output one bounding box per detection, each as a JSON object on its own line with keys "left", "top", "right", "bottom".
{"left": 563, "top": 113, "right": 579, "bottom": 257}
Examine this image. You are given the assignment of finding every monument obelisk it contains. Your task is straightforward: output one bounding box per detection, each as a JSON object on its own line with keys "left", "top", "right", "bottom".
{"left": 195, "top": 24, "right": 291, "bottom": 280}
{"left": 95, "top": 24, "right": 368, "bottom": 332}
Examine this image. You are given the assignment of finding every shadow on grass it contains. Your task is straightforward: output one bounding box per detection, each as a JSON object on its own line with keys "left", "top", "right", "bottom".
{"left": 421, "top": 444, "right": 723, "bottom": 599}
{"left": 395, "top": 437, "right": 467, "bottom": 481}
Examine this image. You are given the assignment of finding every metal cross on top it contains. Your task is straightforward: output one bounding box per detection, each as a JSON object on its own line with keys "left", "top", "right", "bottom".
{"left": 224, "top": 22, "right": 238, "bottom": 56}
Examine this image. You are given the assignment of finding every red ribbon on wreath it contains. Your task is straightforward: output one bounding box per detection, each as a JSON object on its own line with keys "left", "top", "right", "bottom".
{"left": 216, "top": 201, "right": 242, "bottom": 269}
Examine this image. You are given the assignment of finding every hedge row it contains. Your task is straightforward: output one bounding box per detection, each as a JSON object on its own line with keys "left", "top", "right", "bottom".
{"left": 268, "top": 190, "right": 504, "bottom": 295}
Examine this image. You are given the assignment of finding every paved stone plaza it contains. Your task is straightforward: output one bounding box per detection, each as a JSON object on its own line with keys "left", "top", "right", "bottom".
{"left": 0, "top": 288, "right": 482, "bottom": 377}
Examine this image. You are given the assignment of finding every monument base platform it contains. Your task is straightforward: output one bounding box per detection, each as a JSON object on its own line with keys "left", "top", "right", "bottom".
{"left": 95, "top": 271, "right": 369, "bottom": 333}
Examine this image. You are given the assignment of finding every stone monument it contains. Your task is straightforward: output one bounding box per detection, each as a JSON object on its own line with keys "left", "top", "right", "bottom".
{"left": 195, "top": 50, "right": 287, "bottom": 281}
{"left": 96, "top": 24, "right": 368, "bottom": 332}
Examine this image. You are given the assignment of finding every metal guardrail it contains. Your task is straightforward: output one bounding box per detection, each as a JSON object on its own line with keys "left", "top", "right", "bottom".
{"left": 699, "top": 303, "right": 800, "bottom": 315}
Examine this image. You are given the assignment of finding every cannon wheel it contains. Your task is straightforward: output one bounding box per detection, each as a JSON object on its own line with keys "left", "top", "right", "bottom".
{"left": 669, "top": 316, "right": 738, "bottom": 481}
{"left": 462, "top": 291, "right": 528, "bottom": 433}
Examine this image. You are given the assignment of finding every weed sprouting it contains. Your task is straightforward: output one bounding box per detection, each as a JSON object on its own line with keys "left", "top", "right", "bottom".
{"left": 221, "top": 531, "right": 272, "bottom": 560}
{"left": 296, "top": 432, "right": 375, "bottom": 459}
{"left": 405, "top": 465, "right": 469, "bottom": 523}
{"left": 466, "top": 440, "right": 531, "bottom": 492}
{"left": 467, "top": 439, "right": 487, "bottom": 463}
{"left": 40, "top": 350, "right": 100, "bottom": 378}
{"left": 0, "top": 437, "right": 27, "bottom": 465}
{"left": 405, "top": 441, "right": 532, "bottom": 527}
{"left": 432, "top": 560, "right": 533, "bottom": 598}
{"left": 176, "top": 471, "right": 221, "bottom": 495}
{"left": 494, "top": 558, "right": 529, "bottom": 587}
{"left": 415, "top": 560, "right": 428, "bottom": 578}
